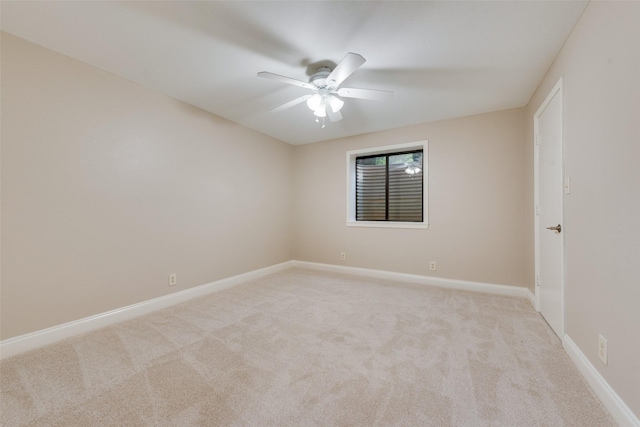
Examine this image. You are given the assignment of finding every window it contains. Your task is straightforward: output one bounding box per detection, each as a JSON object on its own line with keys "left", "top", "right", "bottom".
{"left": 347, "top": 141, "right": 428, "bottom": 229}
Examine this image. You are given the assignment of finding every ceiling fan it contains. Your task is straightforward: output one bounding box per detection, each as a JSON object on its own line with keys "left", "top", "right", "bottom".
{"left": 257, "top": 52, "right": 393, "bottom": 125}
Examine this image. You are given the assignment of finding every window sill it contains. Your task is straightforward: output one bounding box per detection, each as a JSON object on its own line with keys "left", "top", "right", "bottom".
{"left": 346, "top": 221, "right": 429, "bottom": 230}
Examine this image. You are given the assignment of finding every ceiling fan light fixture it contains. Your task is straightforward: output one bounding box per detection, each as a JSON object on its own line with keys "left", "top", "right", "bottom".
{"left": 306, "top": 94, "right": 323, "bottom": 111}
{"left": 328, "top": 95, "right": 344, "bottom": 113}
{"left": 313, "top": 104, "right": 327, "bottom": 117}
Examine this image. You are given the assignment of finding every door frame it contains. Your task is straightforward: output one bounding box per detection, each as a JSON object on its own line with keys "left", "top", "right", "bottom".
{"left": 533, "top": 77, "right": 565, "bottom": 337}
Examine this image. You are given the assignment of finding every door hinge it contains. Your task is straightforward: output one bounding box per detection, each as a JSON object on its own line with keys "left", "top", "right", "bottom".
{"left": 535, "top": 276, "right": 540, "bottom": 287}
{"left": 535, "top": 135, "right": 540, "bottom": 145}
{"left": 535, "top": 205, "right": 540, "bottom": 216}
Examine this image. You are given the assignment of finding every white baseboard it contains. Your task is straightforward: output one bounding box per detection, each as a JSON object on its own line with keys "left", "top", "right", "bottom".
{"left": 563, "top": 335, "right": 639, "bottom": 427}
{"left": 0, "top": 260, "right": 533, "bottom": 361}
{"left": 291, "top": 260, "right": 530, "bottom": 299}
{"left": 525, "top": 288, "right": 536, "bottom": 308}
{"left": 0, "top": 261, "right": 294, "bottom": 360}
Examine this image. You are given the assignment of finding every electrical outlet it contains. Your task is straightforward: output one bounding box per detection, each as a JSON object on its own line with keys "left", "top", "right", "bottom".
{"left": 598, "top": 335, "right": 608, "bottom": 365}
{"left": 340, "top": 252, "right": 346, "bottom": 261}
{"left": 429, "top": 261, "right": 436, "bottom": 271}
{"left": 169, "top": 274, "right": 177, "bottom": 287}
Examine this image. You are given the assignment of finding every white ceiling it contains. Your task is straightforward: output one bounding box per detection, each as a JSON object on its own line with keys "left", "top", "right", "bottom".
{"left": 1, "top": 1, "right": 587, "bottom": 145}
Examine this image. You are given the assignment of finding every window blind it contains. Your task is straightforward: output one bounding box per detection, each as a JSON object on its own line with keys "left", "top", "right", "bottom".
{"left": 356, "top": 150, "right": 423, "bottom": 222}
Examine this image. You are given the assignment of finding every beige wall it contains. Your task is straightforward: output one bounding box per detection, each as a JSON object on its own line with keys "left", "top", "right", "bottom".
{"left": 293, "top": 108, "right": 528, "bottom": 288}
{"left": 0, "top": 33, "right": 293, "bottom": 340}
{"left": 525, "top": 1, "right": 640, "bottom": 416}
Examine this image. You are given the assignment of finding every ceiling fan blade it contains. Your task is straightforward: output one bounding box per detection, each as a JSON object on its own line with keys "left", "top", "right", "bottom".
{"left": 326, "top": 52, "right": 366, "bottom": 87}
{"left": 326, "top": 106, "right": 343, "bottom": 122}
{"left": 337, "top": 87, "right": 394, "bottom": 101}
{"left": 257, "top": 71, "right": 315, "bottom": 90}
{"left": 271, "top": 94, "right": 312, "bottom": 112}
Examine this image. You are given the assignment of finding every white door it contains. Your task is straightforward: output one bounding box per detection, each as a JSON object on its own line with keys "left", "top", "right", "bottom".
{"left": 535, "top": 79, "right": 564, "bottom": 338}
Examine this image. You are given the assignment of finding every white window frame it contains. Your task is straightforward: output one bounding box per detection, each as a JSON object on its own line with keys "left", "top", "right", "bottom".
{"left": 346, "top": 140, "right": 428, "bottom": 229}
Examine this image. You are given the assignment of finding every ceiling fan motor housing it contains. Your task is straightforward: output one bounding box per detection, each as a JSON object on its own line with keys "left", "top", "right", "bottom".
{"left": 310, "top": 67, "right": 333, "bottom": 88}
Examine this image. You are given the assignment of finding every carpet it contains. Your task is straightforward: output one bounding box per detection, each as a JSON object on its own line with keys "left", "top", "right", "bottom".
{"left": 0, "top": 268, "right": 615, "bottom": 426}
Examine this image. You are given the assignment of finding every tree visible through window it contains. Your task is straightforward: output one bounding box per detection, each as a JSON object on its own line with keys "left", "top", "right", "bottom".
{"left": 356, "top": 150, "right": 423, "bottom": 222}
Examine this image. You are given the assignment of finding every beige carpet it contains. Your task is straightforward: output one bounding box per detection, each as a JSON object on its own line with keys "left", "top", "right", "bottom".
{"left": 1, "top": 268, "right": 615, "bottom": 426}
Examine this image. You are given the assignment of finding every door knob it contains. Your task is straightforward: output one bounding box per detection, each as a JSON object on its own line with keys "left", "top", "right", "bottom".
{"left": 546, "top": 224, "right": 562, "bottom": 233}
